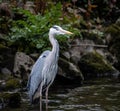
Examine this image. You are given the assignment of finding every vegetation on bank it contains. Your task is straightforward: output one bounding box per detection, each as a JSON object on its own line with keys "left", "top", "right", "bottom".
{"left": 0, "top": 0, "right": 119, "bottom": 54}
{"left": 0, "top": 2, "right": 80, "bottom": 53}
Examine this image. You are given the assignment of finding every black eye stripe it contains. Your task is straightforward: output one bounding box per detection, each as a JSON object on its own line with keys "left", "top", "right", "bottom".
{"left": 52, "top": 26, "right": 59, "bottom": 31}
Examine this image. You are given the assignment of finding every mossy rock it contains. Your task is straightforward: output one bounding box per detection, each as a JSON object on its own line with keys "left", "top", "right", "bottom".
{"left": 78, "top": 52, "right": 116, "bottom": 79}
{"left": 0, "top": 92, "right": 21, "bottom": 108}
{"left": 105, "top": 23, "right": 120, "bottom": 70}
{"left": 5, "top": 77, "right": 21, "bottom": 90}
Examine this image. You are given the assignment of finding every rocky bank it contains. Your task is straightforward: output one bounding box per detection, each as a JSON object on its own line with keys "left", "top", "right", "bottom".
{"left": 0, "top": 22, "right": 120, "bottom": 109}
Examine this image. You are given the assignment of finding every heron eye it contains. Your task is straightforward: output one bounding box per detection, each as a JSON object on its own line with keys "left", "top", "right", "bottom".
{"left": 42, "top": 55, "right": 46, "bottom": 58}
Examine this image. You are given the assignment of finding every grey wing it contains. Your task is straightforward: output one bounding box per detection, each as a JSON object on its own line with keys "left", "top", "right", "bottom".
{"left": 27, "top": 50, "right": 50, "bottom": 102}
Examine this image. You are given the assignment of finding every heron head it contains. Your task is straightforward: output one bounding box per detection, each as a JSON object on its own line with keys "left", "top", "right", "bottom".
{"left": 49, "top": 25, "right": 73, "bottom": 35}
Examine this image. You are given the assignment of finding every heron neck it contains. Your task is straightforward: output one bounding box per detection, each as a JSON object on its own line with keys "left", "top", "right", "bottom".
{"left": 49, "top": 34, "right": 59, "bottom": 57}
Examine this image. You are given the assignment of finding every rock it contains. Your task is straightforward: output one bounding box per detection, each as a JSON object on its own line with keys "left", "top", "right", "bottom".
{"left": 62, "top": 51, "right": 71, "bottom": 60}
{"left": 1, "top": 67, "right": 11, "bottom": 75}
{"left": 58, "top": 57, "right": 84, "bottom": 83}
{"left": 58, "top": 34, "right": 119, "bottom": 81}
{"left": 68, "top": 38, "right": 95, "bottom": 64}
{"left": 13, "top": 52, "right": 34, "bottom": 80}
{"left": 78, "top": 52, "right": 119, "bottom": 79}
{"left": 105, "top": 22, "right": 120, "bottom": 71}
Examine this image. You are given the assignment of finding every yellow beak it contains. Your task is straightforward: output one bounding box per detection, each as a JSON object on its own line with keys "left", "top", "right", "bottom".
{"left": 61, "top": 29, "right": 73, "bottom": 35}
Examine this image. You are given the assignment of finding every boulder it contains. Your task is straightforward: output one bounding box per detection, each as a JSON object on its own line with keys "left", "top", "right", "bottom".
{"left": 58, "top": 57, "right": 84, "bottom": 83}
{"left": 78, "top": 52, "right": 119, "bottom": 79}
{"left": 68, "top": 37, "right": 97, "bottom": 64}
{"left": 13, "top": 52, "right": 34, "bottom": 80}
{"left": 68, "top": 29, "right": 105, "bottom": 53}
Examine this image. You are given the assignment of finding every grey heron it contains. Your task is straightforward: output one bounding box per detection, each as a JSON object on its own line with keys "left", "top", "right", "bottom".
{"left": 27, "top": 25, "right": 73, "bottom": 111}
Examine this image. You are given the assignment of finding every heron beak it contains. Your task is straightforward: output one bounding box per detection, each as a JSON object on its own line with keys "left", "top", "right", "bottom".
{"left": 61, "top": 29, "right": 73, "bottom": 35}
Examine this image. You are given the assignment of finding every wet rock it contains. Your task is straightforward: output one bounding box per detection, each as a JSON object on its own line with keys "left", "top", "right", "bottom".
{"left": 58, "top": 57, "right": 84, "bottom": 83}
{"left": 78, "top": 52, "right": 119, "bottom": 79}
{"left": 0, "top": 92, "right": 21, "bottom": 108}
{"left": 13, "top": 52, "right": 34, "bottom": 80}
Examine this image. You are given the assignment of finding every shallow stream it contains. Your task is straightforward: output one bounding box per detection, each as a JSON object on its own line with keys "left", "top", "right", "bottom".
{"left": 1, "top": 78, "right": 120, "bottom": 111}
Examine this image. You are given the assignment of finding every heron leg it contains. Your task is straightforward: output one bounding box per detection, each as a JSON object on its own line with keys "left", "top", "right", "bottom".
{"left": 40, "top": 82, "right": 43, "bottom": 111}
{"left": 45, "top": 86, "right": 50, "bottom": 111}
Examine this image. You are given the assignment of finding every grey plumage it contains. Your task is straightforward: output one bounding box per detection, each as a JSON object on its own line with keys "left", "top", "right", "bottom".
{"left": 27, "top": 50, "right": 50, "bottom": 102}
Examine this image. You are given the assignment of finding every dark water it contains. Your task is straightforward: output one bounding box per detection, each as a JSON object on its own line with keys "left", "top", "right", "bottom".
{"left": 1, "top": 78, "right": 120, "bottom": 111}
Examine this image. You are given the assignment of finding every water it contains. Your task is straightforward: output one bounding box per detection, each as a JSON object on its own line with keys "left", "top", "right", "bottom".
{"left": 1, "top": 78, "right": 120, "bottom": 111}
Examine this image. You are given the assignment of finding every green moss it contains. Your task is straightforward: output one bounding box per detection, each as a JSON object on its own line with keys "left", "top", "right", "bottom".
{"left": 105, "top": 23, "right": 120, "bottom": 68}
{"left": 79, "top": 52, "right": 114, "bottom": 77}
{"left": 5, "top": 77, "right": 21, "bottom": 90}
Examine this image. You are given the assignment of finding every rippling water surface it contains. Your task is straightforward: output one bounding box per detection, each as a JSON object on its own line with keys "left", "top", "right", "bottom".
{"left": 1, "top": 78, "right": 120, "bottom": 111}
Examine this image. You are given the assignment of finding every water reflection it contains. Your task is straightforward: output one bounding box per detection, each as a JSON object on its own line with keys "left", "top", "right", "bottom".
{"left": 1, "top": 78, "right": 120, "bottom": 111}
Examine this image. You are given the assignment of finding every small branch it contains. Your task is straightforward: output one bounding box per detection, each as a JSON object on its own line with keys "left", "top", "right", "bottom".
{"left": 71, "top": 44, "right": 108, "bottom": 48}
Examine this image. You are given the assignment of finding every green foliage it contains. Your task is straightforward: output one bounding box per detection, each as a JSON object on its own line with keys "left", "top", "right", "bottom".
{"left": 8, "top": 3, "right": 80, "bottom": 53}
